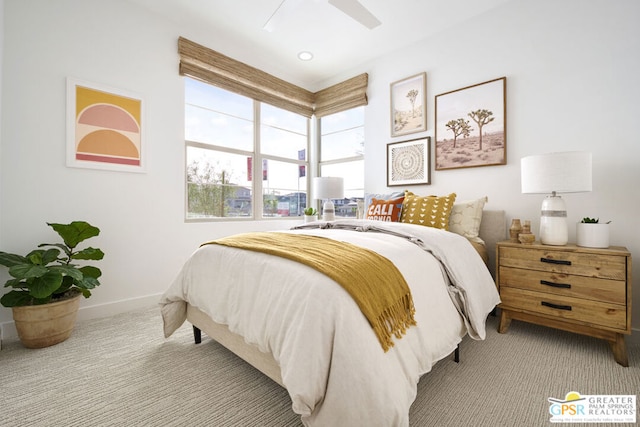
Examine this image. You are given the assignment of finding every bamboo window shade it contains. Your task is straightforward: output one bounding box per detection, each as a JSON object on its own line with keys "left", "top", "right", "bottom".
{"left": 313, "top": 73, "right": 368, "bottom": 117}
{"left": 178, "top": 37, "right": 368, "bottom": 118}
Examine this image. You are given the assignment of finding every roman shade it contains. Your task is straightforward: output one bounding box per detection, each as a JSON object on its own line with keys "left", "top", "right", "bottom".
{"left": 314, "top": 73, "right": 368, "bottom": 118}
{"left": 178, "top": 37, "right": 367, "bottom": 118}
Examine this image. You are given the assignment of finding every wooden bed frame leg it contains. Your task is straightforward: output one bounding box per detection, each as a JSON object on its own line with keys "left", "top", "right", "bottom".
{"left": 453, "top": 344, "right": 460, "bottom": 363}
{"left": 193, "top": 325, "right": 202, "bottom": 344}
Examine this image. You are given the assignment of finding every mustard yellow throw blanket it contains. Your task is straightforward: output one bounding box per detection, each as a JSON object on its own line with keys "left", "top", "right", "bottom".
{"left": 204, "top": 232, "right": 416, "bottom": 351}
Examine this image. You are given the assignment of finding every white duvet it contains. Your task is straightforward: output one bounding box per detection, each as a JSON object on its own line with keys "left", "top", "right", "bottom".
{"left": 160, "top": 220, "right": 500, "bottom": 426}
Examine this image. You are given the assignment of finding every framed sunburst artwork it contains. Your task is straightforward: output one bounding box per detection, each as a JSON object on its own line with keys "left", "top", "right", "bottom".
{"left": 387, "top": 137, "right": 430, "bottom": 186}
{"left": 66, "top": 78, "right": 145, "bottom": 172}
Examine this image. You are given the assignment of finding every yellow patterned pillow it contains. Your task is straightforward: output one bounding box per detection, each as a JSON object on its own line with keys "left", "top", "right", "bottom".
{"left": 400, "top": 191, "right": 457, "bottom": 230}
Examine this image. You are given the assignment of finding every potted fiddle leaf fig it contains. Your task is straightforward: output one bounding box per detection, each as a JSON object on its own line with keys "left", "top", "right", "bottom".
{"left": 576, "top": 217, "right": 610, "bottom": 248}
{"left": 0, "top": 221, "right": 104, "bottom": 348}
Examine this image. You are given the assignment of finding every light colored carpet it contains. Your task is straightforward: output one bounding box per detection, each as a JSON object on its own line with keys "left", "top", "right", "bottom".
{"left": 0, "top": 306, "right": 638, "bottom": 426}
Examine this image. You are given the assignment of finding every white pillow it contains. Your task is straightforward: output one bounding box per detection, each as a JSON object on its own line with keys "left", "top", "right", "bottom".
{"left": 449, "top": 196, "right": 488, "bottom": 244}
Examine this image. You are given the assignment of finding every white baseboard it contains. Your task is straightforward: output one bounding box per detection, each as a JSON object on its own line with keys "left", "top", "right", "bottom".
{"left": 0, "top": 293, "right": 163, "bottom": 346}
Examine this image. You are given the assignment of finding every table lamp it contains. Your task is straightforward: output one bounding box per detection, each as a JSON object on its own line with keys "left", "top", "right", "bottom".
{"left": 313, "top": 177, "right": 344, "bottom": 221}
{"left": 521, "top": 151, "right": 592, "bottom": 245}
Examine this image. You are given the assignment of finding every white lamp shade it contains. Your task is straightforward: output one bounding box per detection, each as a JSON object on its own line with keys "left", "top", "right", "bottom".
{"left": 313, "top": 177, "right": 344, "bottom": 200}
{"left": 521, "top": 151, "right": 592, "bottom": 194}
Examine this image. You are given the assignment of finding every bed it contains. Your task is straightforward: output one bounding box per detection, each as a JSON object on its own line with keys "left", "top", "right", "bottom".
{"left": 160, "top": 209, "right": 505, "bottom": 426}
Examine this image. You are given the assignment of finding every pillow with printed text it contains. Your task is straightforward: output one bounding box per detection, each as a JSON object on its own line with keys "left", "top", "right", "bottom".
{"left": 366, "top": 196, "right": 405, "bottom": 222}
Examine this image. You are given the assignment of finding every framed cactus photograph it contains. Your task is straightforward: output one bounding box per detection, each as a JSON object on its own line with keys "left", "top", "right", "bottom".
{"left": 390, "top": 72, "right": 426, "bottom": 137}
{"left": 435, "top": 77, "right": 506, "bottom": 170}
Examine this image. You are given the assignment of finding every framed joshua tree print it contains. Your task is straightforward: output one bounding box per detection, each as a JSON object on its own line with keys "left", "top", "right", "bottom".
{"left": 435, "top": 77, "right": 506, "bottom": 170}
{"left": 390, "top": 72, "right": 426, "bottom": 137}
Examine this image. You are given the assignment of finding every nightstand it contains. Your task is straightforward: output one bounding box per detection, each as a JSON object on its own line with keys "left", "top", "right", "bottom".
{"left": 495, "top": 241, "right": 632, "bottom": 366}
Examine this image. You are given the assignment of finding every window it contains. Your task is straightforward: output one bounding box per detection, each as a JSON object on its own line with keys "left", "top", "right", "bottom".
{"left": 178, "top": 39, "right": 368, "bottom": 222}
{"left": 185, "top": 77, "right": 309, "bottom": 220}
{"left": 318, "top": 107, "right": 365, "bottom": 218}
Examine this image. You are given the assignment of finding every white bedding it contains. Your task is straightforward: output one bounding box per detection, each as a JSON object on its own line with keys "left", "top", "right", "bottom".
{"left": 160, "top": 220, "right": 500, "bottom": 426}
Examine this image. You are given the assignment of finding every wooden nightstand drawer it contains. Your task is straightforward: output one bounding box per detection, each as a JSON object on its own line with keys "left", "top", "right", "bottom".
{"left": 499, "top": 246, "right": 627, "bottom": 280}
{"left": 499, "top": 266, "right": 626, "bottom": 305}
{"left": 496, "top": 241, "right": 632, "bottom": 366}
{"left": 500, "top": 287, "right": 627, "bottom": 330}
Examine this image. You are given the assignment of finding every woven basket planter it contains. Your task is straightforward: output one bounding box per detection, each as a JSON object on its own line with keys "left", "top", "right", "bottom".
{"left": 12, "top": 293, "right": 81, "bottom": 348}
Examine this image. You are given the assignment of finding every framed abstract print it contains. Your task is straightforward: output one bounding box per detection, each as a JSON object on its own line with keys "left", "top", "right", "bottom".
{"left": 67, "top": 78, "right": 146, "bottom": 172}
{"left": 387, "top": 137, "right": 430, "bottom": 186}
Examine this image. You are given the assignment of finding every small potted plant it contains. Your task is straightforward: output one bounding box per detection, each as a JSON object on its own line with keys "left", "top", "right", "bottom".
{"left": 303, "top": 207, "right": 318, "bottom": 223}
{"left": 576, "top": 217, "right": 610, "bottom": 248}
{"left": 0, "top": 221, "right": 104, "bottom": 348}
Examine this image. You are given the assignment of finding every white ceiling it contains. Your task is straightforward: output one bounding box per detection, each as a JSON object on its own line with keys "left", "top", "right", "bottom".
{"left": 127, "top": 0, "right": 512, "bottom": 90}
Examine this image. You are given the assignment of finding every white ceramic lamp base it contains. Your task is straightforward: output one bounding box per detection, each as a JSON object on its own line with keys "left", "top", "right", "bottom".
{"left": 322, "top": 200, "right": 335, "bottom": 221}
{"left": 539, "top": 195, "right": 568, "bottom": 245}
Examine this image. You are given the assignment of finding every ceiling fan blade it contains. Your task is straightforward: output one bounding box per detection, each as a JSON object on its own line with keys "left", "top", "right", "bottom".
{"left": 328, "top": 0, "right": 381, "bottom": 29}
{"left": 263, "top": 0, "right": 304, "bottom": 32}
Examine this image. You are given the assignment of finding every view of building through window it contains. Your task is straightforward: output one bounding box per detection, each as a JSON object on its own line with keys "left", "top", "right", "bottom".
{"left": 185, "top": 78, "right": 309, "bottom": 219}
{"left": 185, "top": 77, "right": 364, "bottom": 220}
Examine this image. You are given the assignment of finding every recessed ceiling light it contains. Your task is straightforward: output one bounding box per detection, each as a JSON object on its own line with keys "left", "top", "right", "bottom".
{"left": 297, "top": 51, "right": 314, "bottom": 61}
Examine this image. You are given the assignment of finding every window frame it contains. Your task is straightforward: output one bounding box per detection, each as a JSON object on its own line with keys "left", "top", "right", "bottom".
{"left": 316, "top": 106, "right": 365, "bottom": 218}
{"left": 185, "top": 85, "right": 311, "bottom": 222}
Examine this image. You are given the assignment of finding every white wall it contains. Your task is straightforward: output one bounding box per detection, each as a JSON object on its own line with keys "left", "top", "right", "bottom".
{"left": 1, "top": 0, "right": 639, "bottom": 339}
{"left": 0, "top": 0, "right": 3, "bottom": 252}
{"left": 357, "top": 0, "right": 640, "bottom": 334}
{"left": 0, "top": 0, "right": 298, "bottom": 336}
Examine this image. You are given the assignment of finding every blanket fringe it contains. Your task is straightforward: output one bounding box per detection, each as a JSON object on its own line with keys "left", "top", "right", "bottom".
{"left": 373, "top": 293, "right": 417, "bottom": 352}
